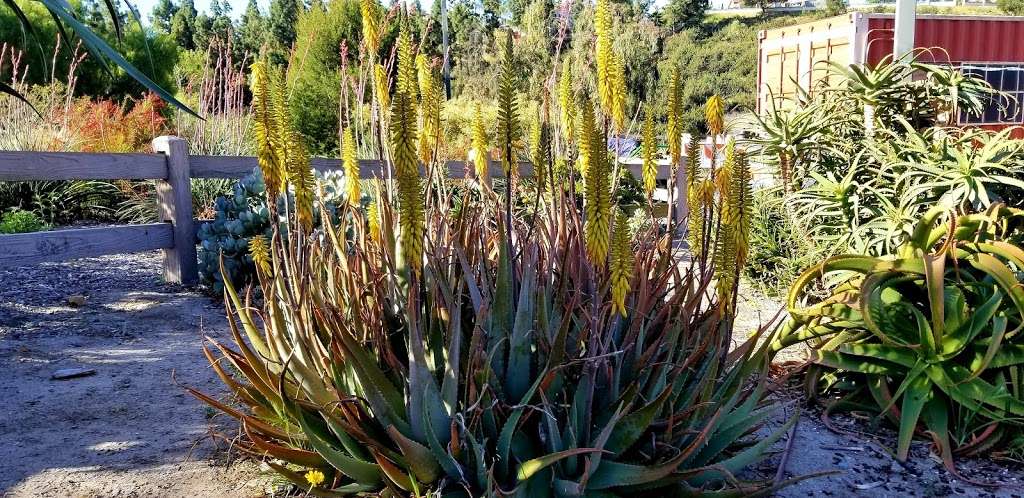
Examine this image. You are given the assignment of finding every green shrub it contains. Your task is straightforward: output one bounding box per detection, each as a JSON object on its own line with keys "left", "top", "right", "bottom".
{"left": 999, "top": 0, "right": 1024, "bottom": 16}
{"left": 197, "top": 168, "right": 349, "bottom": 293}
{"left": 196, "top": 169, "right": 272, "bottom": 293}
{"left": 0, "top": 209, "right": 49, "bottom": 234}
{"left": 744, "top": 188, "right": 827, "bottom": 296}
{"left": 772, "top": 206, "right": 1024, "bottom": 469}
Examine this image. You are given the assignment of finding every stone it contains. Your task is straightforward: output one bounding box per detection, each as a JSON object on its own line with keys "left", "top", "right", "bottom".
{"left": 51, "top": 368, "right": 96, "bottom": 380}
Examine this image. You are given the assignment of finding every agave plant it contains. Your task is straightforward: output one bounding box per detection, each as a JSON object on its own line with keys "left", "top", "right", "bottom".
{"left": 771, "top": 204, "right": 1024, "bottom": 470}
{"left": 191, "top": 29, "right": 795, "bottom": 498}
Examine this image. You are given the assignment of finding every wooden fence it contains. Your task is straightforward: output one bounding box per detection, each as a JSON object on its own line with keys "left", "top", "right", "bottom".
{"left": 0, "top": 136, "right": 688, "bottom": 285}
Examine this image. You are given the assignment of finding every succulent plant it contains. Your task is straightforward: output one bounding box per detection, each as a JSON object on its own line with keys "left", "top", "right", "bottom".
{"left": 190, "top": 40, "right": 798, "bottom": 498}
{"left": 197, "top": 167, "right": 348, "bottom": 293}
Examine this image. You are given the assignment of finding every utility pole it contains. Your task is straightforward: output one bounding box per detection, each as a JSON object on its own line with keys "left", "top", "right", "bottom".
{"left": 441, "top": 0, "right": 451, "bottom": 99}
{"left": 893, "top": 0, "right": 917, "bottom": 60}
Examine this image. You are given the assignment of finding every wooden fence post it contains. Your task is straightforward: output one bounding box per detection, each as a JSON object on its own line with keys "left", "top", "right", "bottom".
{"left": 152, "top": 136, "right": 197, "bottom": 286}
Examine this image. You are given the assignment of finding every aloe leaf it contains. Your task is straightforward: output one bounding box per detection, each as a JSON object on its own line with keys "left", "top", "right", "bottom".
{"left": 687, "top": 411, "right": 798, "bottom": 486}
{"left": 896, "top": 373, "right": 931, "bottom": 461}
{"left": 605, "top": 387, "right": 671, "bottom": 455}
{"left": 264, "top": 461, "right": 376, "bottom": 497}
{"left": 244, "top": 421, "right": 326, "bottom": 467}
{"left": 387, "top": 425, "right": 441, "bottom": 484}
{"left": 586, "top": 449, "right": 688, "bottom": 490}
{"left": 490, "top": 230, "right": 514, "bottom": 380}
{"left": 498, "top": 370, "right": 548, "bottom": 478}
{"left": 506, "top": 253, "right": 537, "bottom": 401}
{"left": 837, "top": 343, "right": 917, "bottom": 368}
{"left": 419, "top": 389, "right": 464, "bottom": 482}
{"left": 920, "top": 395, "right": 955, "bottom": 472}
{"left": 332, "top": 328, "right": 409, "bottom": 434}
{"left": 297, "top": 411, "right": 383, "bottom": 484}
{"left": 516, "top": 448, "right": 604, "bottom": 482}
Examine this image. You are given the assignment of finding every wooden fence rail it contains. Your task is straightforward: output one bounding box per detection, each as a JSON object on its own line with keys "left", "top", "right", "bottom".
{"left": 0, "top": 135, "right": 687, "bottom": 285}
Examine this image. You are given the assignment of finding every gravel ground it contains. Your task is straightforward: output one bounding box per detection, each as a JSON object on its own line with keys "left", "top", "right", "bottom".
{"left": 0, "top": 251, "right": 267, "bottom": 498}
{"left": 2, "top": 251, "right": 1024, "bottom": 497}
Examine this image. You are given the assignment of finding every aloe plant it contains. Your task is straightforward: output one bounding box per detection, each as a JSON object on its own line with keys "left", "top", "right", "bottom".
{"left": 772, "top": 204, "right": 1024, "bottom": 469}
{"left": 190, "top": 28, "right": 796, "bottom": 498}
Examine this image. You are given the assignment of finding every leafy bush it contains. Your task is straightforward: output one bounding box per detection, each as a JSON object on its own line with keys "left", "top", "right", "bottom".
{"left": 772, "top": 205, "right": 1024, "bottom": 469}
{"left": 196, "top": 168, "right": 349, "bottom": 293}
{"left": 0, "top": 209, "right": 49, "bottom": 233}
{"left": 0, "top": 180, "right": 120, "bottom": 225}
{"left": 190, "top": 29, "right": 795, "bottom": 496}
{"left": 750, "top": 54, "right": 1022, "bottom": 256}
{"left": 196, "top": 169, "right": 272, "bottom": 293}
{"left": 999, "top": 0, "right": 1024, "bottom": 16}
{"left": 744, "top": 188, "right": 828, "bottom": 296}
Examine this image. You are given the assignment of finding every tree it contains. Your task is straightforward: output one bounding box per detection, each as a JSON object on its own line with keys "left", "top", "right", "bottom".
{"left": 238, "top": 0, "right": 268, "bottom": 57}
{"left": 662, "top": 0, "right": 708, "bottom": 32}
{"left": 999, "top": 0, "right": 1024, "bottom": 15}
{"left": 170, "top": 0, "right": 198, "bottom": 50}
{"left": 151, "top": 0, "right": 178, "bottom": 33}
{"left": 825, "top": 0, "right": 847, "bottom": 16}
{"left": 741, "top": 0, "right": 771, "bottom": 12}
{"left": 269, "top": 0, "right": 300, "bottom": 62}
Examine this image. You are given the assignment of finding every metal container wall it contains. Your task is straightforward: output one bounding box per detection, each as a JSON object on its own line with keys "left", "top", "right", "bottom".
{"left": 865, "top": 15, "right": 1024, "bottom": 65}
{"left": 758, "top": 14, "right": 1024, "bottom": 136}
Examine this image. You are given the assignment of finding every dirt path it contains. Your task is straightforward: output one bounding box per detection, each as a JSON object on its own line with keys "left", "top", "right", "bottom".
{"left": 0, "top": 252, "right": 267, "bottom": 498}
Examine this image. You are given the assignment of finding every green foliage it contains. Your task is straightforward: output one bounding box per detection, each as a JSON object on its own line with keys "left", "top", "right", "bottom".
{"left": 0, "top": 208, "right": 49, "bottom": 233}
{"left": 744, "top": 189, "right": 828, "bottom": 296}
{"left": 751, "top": 54, "right": 1019, "bottom": 256}
{"left": 772, "top": 206, "right": 1024, "bottom": 468}
{"left": 0, "top": 180, "right": 119, "bottom": 224}
{"left": 268, "top": 0, "right": 300, "bottom": 63}
{"left": 824, "top": 0, "right": 847, "bottom": 16}
{"left": 999, "top": 0, "right": 1024, "bottom": 15}
{"left": 197, "top": 169, "right": 271, "bottom": 293}
{"left": 663, "top": 0, "right": 709, "bottom": 32}
{"left": 287, "top": 0, "right": 363, "bottom": 154}
{"left": 1, "top": 0, "right": 178, "bottom": 99}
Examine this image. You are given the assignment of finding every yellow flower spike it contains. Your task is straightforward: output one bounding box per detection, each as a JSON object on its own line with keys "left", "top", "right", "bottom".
{"left": 609, "top": 210, "right": 633, "bottom": 317}
{"left": 666, "top": 68, "right": 683, "bottom": 166}
{"left": 496, "top": 30, "right": 520, "bottom": 177}
{"left": 558, "top": 60, "right": 576, "bottom": 144}
{"left": 594, "top": 0, "right": 615, "bottom": 119}
{"left": 396, "top": 26, "right": 417, "bottom": 98}
{"left": 685, "top": 135, "right": 704, "bottom": 255}
{"left": 582, "top": 100, "right": 612, "bottom": 266}
{"left": 610, "top": 52, "right": 628, "bottom": 132}
{"left": 249, "top": 61, "right": 282, "bottom": 202}
{"left": 641, "top": 105, "right": 657, "bottom": 196}
{"left": 304, "top": 469, "right": 326, "bottom": 488}
{"left": 705, "top": 94, "right": 725, "bottom": 139}
{"left": 367, "top": 201, "right": 381, "bottom": 243}
{"left": 342, "top": 127, "right": 360, "bottom": 207}
{"left": 471, "top": 104, "right": 490, "bottom": 182}
{"left": 577, "top": 100, "right": 598, "bottom": 181}
{"left": 391, "top": 90, "right": 424, "bottom": 272}
{"left": 248, "top": 235, "right": 271, "bottom": 275}
{"left": 373, "top": 63, "right": 391, "bottom": 116}
{"left": 360, "top": 0, "right": 380, "bottom": 56}
{"left": 417, "top": 55, "right": 442, "bottom": 165}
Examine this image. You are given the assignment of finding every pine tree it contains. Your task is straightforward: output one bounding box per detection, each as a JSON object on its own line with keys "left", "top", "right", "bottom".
{"left": 238, "top": 0, "right": 267, "bottom": 56}
{"left": 269, "top": 0, "right": 300, "bottom": 62}
{"left": 151, "top": 0, "right": 178, "bottom": 34}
